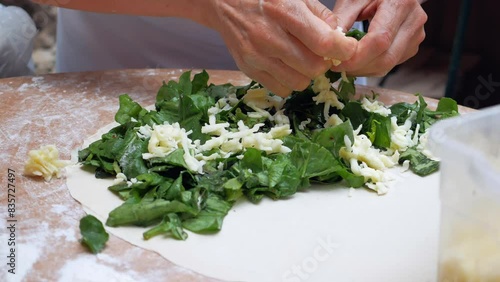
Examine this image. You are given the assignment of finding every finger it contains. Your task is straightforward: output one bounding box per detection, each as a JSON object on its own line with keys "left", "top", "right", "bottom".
{"left": 265, "top": 1, "right": 357, "bottom": 61}
{"left": 340, "top": 8, "right": 427, "bottom": 77}
{"left": 238, "top": 52, "right": 311, "bottom": 95}
{"left": 223, "top": 2, "right": 332, "bottom": 80}
{"left": 329, "top": 0, "right": 367, "bottom": 31}
{"left": 247, "top": 55, "right": 312, "bottom": 92}
{"left": 275, "top": 38, "right": 334, "bottom": 79}
{"left": 396, "top": 6, "right": 427, "bottom": 64}
{"left": 256, "top": 32, "right": 333, "bottom": 79}
{"left": 247, "top": 69, "right": 293, "bottom": 98}
{"left": 331, "top": 1, "right": 412, "bottom": 72}
{"left": 397, "top": 26, "right": 425, "bottom": 64}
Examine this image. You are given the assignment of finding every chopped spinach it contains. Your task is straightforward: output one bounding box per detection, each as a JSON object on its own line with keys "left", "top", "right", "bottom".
{"left": 80, "top": 215, "right": 109, "bottom": 254}
{"left": 78, "top": 64, "right": 458, "bottom": 246}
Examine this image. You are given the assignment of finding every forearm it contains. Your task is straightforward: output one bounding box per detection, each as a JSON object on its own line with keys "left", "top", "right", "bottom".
{"left": 31, "top": 0, "right": 211, "bottom": 25}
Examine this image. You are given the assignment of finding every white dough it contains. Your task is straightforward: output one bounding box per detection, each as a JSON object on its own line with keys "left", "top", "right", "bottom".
{"left": 66, "top": 122, "right": 441, "bottom": 282}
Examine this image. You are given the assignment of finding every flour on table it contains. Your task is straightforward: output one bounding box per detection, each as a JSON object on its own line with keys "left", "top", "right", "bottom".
{"left": 58, "top": 255, "right": 138, "bottom": 282}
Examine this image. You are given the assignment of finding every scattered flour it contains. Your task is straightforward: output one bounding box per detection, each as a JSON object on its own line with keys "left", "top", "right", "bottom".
{"left": 58, "top": 255, "right": 138, "bottom": 282}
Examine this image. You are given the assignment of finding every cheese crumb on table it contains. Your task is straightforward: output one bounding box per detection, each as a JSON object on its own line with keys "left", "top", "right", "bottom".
{"left": 24, "top": 145, "right": 70, "bottom": 181}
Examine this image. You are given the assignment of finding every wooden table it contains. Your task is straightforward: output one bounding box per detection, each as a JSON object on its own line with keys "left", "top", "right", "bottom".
{"left": 0, "top": 69, "right": 467, "bottom": 281}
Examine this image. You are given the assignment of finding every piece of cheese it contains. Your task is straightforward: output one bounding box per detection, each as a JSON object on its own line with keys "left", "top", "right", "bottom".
{"left": 312, "top": 75, "right": 345, "bottom": 115}
{"left": 24, "top": 145, "right": 70, "bottom": 181}
{"left": 361, "top": 97, "right": 391, "bottom": 117}
{"left": 298, "top": 118, "right": 312, "bottom": 130}
{"left": 243, "top": 88, "right": 274, "bottom": 109}
{"left": 143, "top": 122, "right": 192, "bottom": 158}
{"left": 142, "top": 122, "right": 204, "bottom": 173}
{"left": 339, "top": 129, "right": 398, "bottom": 195}
{"left": 325, "top": 114, "right": 343, "bottom": 128}
{"left": 390, "top": 116, "right": 414, "bottom": 151}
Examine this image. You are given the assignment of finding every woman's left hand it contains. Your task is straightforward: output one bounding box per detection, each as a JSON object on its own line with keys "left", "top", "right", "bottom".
{"left": 329, "top": 0, "right": 428, "bottom": 77}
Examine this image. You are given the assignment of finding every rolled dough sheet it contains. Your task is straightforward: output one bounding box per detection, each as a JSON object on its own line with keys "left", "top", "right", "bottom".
{"left": 66, "top": 123, "right": 440, "bottom": 282}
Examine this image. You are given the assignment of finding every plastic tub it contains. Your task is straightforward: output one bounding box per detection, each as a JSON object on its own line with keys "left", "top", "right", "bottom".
{"left": 429, "top": 105, "right": 500, "bottom": 281}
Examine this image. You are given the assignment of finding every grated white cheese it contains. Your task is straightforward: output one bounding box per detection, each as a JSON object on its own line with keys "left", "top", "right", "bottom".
{"left": 217, "top": 162, "right": 224, "bottom": 171}
{"left": 339, "top": 128, "right": 398, "bottom": 195}
{"left": 366, "top": 181, "right": 390, "bottom": 195}
{"left": 270, "top": 109, "right": 290, "bottom": 126}
{"left": 361, "top": 97, "right": 391, "bottom": 117}
{"left": 268, "top": 124, "right": 292, "bottom": 138}
{"left": 390, "top": 116, "right": 415, "bottom": 151}
{"left": 200, "top": 136, "right": 226, "bottom": 152}
{"left": 142, "top": 122, "right": 204, "bottom": 173}
{"left": 202, "top": 115, "right": 229, "bottom": 136}
{"left": 24, "top": 145, "right": 70, "bottom": 181}
{"left": 241, "top": 131, "right": 291, "bottom": 154}
{"left": 127, "top": 177, "right": 143, "bottom": 187}
{"left": 325, "top": 114, "right": 343, "bottom": 128}
{"left": 312, "top": 75, "right": 345, "bottom": 116}
{"left": 201, "top": 120, "right": 292, "bottom": 156}
{"left": 246, "top": 106, "right": 272, "bottom": 119}
{"left": 143, "top": 122, "right": 191, "bottom": 158}
{"left": 340, "top": 71, "right": 349, "bottom": 83}
{"left": 298, "top": 118, "right": 312, "bottom": 130}
{"left": 312, "top": 75, "right": 332, "bottom": 94}
{"left": 220, "top": 139, "right": 243, "bottom": 154}
{"left": 340, "top": 133, "right": 396, "bottom": 171}
{"left": 416, "top": 129, "right": 437, "bottom": 160}
{"left": 136, "top": 124, "right": 153, "bottom": 139}
{"left": 141, "top": 92, "right": 294, "bottom": 173}
{"left": 113, "top": 172, "right": 128, "bottom": 185}
{"left": 401, "top": 160, "right": 410, "bottom": 173}
{"left": 133, "top": 75, "right": 432, "bottom": 196}
{"left": 243, "top": 88, "right": 271, "bottom": 109}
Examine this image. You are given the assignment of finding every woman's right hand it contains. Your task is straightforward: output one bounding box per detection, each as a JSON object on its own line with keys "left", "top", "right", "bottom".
{"left": 205, "top": 0, "right": 358, "bottom": 97}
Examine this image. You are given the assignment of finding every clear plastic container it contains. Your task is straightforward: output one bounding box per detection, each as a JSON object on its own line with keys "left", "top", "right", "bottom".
{"left": 429, "top": 105, "right": 500, "bottom": 282}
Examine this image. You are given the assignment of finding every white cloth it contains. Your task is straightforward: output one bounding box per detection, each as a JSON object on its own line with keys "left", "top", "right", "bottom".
{"left": 56, "top": 1, "right": 366, "bottom": 84}
{"left": 0, "top": 5, "right": 36, "bottom": 78}
{"left": 56, "top": 11, "right": 237, "bottom": 72}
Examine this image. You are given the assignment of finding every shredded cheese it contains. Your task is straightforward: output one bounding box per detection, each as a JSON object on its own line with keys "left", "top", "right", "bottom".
{"left": 339, "top": 128, "right": 398, "bottom": 195}
{"left": 311, "top": 75, "right": 345, "bottom": 119}
{"left": 361, "top": 97, "right": 391, "bottom": 117}
{"left": 142, "top": 122, "right": 204, "bottom": 173}
{"left": 24, "top": 145, "right": 70, "bottom": 181}
{"left": 142, "top": 92, "right": 293, "bottom": 173}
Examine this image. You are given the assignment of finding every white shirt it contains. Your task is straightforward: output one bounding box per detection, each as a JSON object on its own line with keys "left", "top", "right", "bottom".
{"left": 0, "top": 4, "right": 36, "bottom": 77}
{"left": 56, "top": 1, "right": 365, "bottom": 84}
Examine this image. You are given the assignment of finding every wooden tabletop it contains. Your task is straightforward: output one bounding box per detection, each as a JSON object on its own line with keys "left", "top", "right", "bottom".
{"left": 0, "top": 69, "right": 467, "bottom": 281}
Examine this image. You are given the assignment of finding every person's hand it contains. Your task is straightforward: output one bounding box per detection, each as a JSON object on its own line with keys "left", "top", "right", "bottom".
{"left": 329, "top": 0, "right": 427, "bottom": 77}
{"left": 205, "top": 0, "right": 359, "bottom": 97}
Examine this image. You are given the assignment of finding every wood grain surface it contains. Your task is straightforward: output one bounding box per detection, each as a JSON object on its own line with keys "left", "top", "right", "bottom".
{"left": 0, "top": 69, "right": 470, "bottom": 282}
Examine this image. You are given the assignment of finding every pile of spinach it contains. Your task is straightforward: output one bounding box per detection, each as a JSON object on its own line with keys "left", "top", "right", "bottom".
{"left": 77, "top": 69, "right": 458, "bottom": 244}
